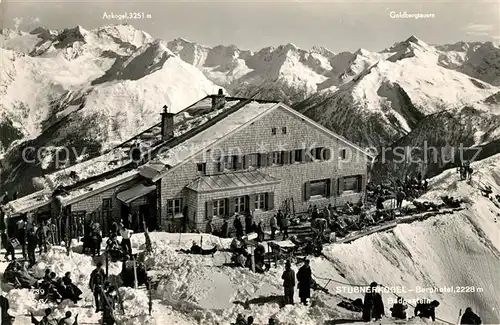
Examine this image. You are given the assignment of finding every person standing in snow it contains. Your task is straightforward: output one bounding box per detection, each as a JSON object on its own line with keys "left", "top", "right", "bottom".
{"left": 26, "top": 225, "right": 38, "bottom": 267}
{"left": 233, "top": 216, "right": 244, "bottom": 238}
{"left": 256, "top": 219, "right": 265, "bottom": 242}
{"left": 362, "top": 282, "right": 384, "bottom": 322}
{"left": 245, "top": 213, "right": 253, "bottom": 235}
{"left": 460, "top": 307, "right": 481, "bottom": 325}
{"left": 296, "top": 260, "right": 312, "bottom": 305}
{"left": 1, "top": 230, "right": 15, "bottom": 261}
{"left": 396, "top": 189, "right": 406, "bottom": 210}
{"left": 16, "top": 216, "right": 27, "bottom": 260}
{"left": 281, "top": 261, "right": 295, "bottom": 305}
{"left": 89, "top": 262, "right": 107, "bottom": 313}
{"left": 120, "top": 223, "right": 133, "bottom": 258}
{"left": 270, "top": 215, "right": 278, "bottom": 240}
{"left": 1, "top": 294, "right": 14, "bottom": 325}
{"left": 282, "top": 214, "right": 290, "bottom": 240}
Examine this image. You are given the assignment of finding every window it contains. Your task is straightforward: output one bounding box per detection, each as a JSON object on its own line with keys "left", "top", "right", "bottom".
{"left": 213, "top": 199, "right": 226, "bottom": 216}
{"left": 340, "top": 149, "right": 347, "bottom": 160}
{"left": 255, "top": 193, "right": 266, "bottom": 210}
{"left": 311, "top": 147, "right": 325, "bottom": 160}
{"left": 272, "top": 151, "right": 283, "bottom": 165}
{"left": 223, "top": 155, "right": 243, "bottom": 170}
{"left": 102, "top": 198, "right": 112, "bottom": 211}
{"left": 282, "top": 127, "right": 287, "bottom": 134}
{"left": 197, "top": 163, "right": 206, "bottom": 174}
{"left": 294, "top": 149, "right": 303, "bottom": 163}
{"left": 234, "top": 196, "right": 246, "bottom": 213}
{"left": 248, "top": 153, "right": 259, "bottom": 168}
{"left": 167, "top": 198, "right": 183, "bottom": 215}
{"left": 344, "top": 176, "right": 361, "bottom": 192}
{"left": 271, "top": 128, "right": 277, "bottom": 135}
{"left": 310, "top": 179, "right": 329, "bottom": 197}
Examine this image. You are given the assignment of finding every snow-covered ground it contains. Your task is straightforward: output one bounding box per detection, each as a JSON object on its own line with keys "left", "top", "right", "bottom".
{"left": 2, "top": 155, "right": 499, "bottom": 325}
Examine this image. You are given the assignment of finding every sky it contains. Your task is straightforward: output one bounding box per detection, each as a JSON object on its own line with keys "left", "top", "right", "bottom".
{"left": 2, "top": 0, "right": 499, "bottom": 52}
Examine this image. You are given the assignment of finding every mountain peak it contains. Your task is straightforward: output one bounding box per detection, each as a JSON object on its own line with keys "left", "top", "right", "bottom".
{"left": 406, "top": 35, "right": 421, "bottom": 44}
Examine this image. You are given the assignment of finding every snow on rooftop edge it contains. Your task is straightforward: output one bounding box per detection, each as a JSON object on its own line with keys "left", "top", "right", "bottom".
{"left": 156, "top": 101, "right": 278, "bottom": 166}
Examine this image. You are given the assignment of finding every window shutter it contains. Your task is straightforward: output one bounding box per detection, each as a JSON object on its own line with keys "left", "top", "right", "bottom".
{"left": 225, "top": 198, "right": 230, "bottom": 216}
{"left": 245, "top": 195, "right": 250, "bottom": 213}
{"left": 338, "top": 177, "right": 344, "bottom": 195}
{"left": 330, "top": 178, "right": 337, "bottom": 197}
{"left": 283, "top": 151, "right": 290, "bottom": 164}
{"left": 326, "top": 179, "right": 332, "bottom": 197}
{"left": 235, "top": 156, "right": 242, "bottom": 170}
{"left": 290, "top": 151, "right": 296, "bottom": 164}
{"left": 248, "top": 194, "right": 256, "bottom": 212}
{"left": 359, "top": 175, "right": 366, "bottom": 192}
{"left": 243, "top": 155, "right": 249, "bottom": 169}
{"left": 228, "top": 197, "right": 236, "bottom": 216}
{"left": 323, "top": 148, "right": 331, "bottom": 161}
{"left": 304, "top": 182, "right": 311, "bottom": 201}
{"left": 266, "top": 192, "right": 275, "bottom": 210}
{"left": 304, "top": 149, "right": 312, "bottom": 162}
{"left": 268, "top": 152, "right": 273, "bottom": 166}
{"left": 217, "top": 160, "right": 224, "bottom": 172}
{"left": 259, "top": 154, "right": 267, "bottom": 167}
{"left": 206, "top": 200, "right": 213, "bottom": 218}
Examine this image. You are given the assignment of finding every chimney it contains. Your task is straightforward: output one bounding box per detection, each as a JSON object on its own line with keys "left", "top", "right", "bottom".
{"left": 161, "top": 105, "right": 174, "bottom": 141}
{"left": 211, "top": 88, "right": 226, "bottom": 110}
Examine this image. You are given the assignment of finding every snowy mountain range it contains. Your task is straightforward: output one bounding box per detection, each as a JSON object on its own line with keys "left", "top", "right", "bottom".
{"left": 1, "top": 23, "right": 500, "bottom": 194}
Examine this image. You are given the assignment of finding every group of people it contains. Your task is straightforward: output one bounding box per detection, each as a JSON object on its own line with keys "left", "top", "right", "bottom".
{"left": 2, "top": 261, "right": 83, "bottom": 304}
{"left": 229, "top": 236, "right": 269, "bottom": 273}
{"left": 281, "top": 259, "right": 313, "bottom": 306}
{"left": 458, "top": 162, "right": 474, "bottom": 181}
{"left": 30, "top": 308, "right": 77, "bottom": 325}
{"left": 232, "top": 314, "right": 277, "bottom": 325}
{"left": 1, "top": 217, "right": 56, "bottom": 267}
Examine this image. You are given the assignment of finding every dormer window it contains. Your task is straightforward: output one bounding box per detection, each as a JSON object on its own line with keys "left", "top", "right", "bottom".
{"left": 282, "top": 127, "right": 287, "bottom": 134}
{"left": 271, "top": 128, "right": 277, "bottom": 135}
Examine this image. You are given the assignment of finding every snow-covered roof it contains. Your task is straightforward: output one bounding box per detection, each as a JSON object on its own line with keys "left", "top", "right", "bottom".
{"left": 41, "top": 96, "right": 246, "bottom": 189}
{"left": 58, "top": 170, "right": 139, "bottom": 206}
{"left": 116, "top": 183, "right": 156, "bottom": 204}
{"left": 186, "top": 170, "right": 279, "bottom": 193}
{"left": 4, "top": 190, "right": 52, "bottom": 215}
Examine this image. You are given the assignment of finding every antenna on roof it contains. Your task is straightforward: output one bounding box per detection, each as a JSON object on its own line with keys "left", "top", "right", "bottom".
{"left": 163, "top": 105, "right": 169, "bottom": 114}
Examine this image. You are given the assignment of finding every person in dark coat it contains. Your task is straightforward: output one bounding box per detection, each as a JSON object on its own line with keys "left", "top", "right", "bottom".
{"left": 376, "top": 196, "right": 384, "bottom": 210}
{"left": 245, "top": 213, "right": 253, "bottom": 235}
{"left": 362, "top": 282, "right": 384, "bottom": 321}
{"left": 281, "top": 261, "right": 295, "bottom": 305}
{"left": 26, "top": 226, "right": 38, "bottom": 267}
{"left": 277, "top": 210, "right": 284, "bottom": 233}
{"left": 1, "top": 230, "right": 15, "bottom": 261}
{"left": 233, "top": 216, "right": 244, "bottom": 238}
{"left": 16, "top": 217, "right": 27, "bottom": 259}
{"left": 1, "top": 294, "right": 14, "bottom": 325}
{"left": 296, "top": 260, "right": 312, "bottom": 305}
{"left": 414, "top": 299, "right": 439, "bottom": 321}
{"left": 256, "top": 220, "right": 265, "bottom": 242}
{"left": 396, "top": 190, "right": 406, "bottom": 210}
{"left": 460, "top": 307, "right": 481, "bottom": 325}
{"left": 390, "top": 297, "right": 407, "bottom": 319}
{"left": 62, "top": 272, "right": 83, "bottom": 303}
{"left": 221, "top": 220, "right": 229, "bottom": 238}
{"left": 270, "top": 215, "right": 278, "bottom": 240}
{"left": 89, "top": 262, "right": 107, "bottom": 313}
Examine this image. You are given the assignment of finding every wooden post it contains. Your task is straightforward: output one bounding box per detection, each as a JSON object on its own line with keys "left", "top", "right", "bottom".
{"left": 148, "top": 281, "right": 153, "bottom": 315}
{"left": 133, "top": 256, "right": 138, "bottom": 289}
{"left": 200, "top": 236, "right": 203, "bottom": 248}
{"left": 456, "top": 309, "right": 462, "bottom": 325}
{"left": 105, "top": 253, "right": 109, "bottom": 277}
{"left": 250, "top": 246, "right": 255, "bottom": 273}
